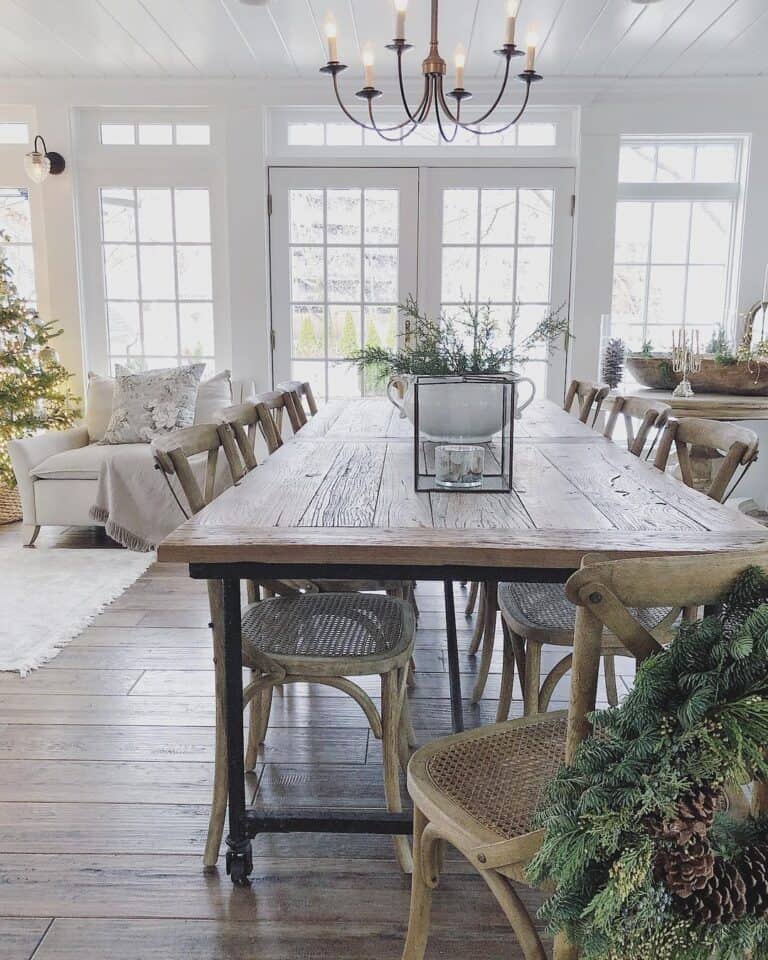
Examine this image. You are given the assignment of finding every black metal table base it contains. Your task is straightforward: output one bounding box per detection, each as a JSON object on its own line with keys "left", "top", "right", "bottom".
{"left": 194, "top": 564, "right": 574, "bottom": 883}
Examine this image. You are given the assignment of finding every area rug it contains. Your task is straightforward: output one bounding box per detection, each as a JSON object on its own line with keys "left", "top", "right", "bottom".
{"left": 0, "top": 548, "right": 155, "bottom": 675}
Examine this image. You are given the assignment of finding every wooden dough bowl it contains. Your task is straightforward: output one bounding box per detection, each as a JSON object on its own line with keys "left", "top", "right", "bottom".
{"left": 626, "top": 355, "right": 768, "bottom": 396}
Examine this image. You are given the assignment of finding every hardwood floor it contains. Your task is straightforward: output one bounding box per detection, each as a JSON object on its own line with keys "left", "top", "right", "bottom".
{"left": 0, "top": 522, "right": 628, "bottom": 959}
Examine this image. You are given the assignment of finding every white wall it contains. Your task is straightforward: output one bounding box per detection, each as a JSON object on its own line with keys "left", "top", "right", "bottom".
{"left": 1, "top": 76, "right": 768, "bottom": 397}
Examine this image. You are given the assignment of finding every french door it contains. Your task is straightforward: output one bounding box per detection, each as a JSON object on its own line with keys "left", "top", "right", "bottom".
{"left": 269, "top": 166, "right": 574, "bottom": 402}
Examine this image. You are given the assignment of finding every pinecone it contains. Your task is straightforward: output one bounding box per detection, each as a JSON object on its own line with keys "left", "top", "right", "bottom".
{"left": 645, "top": 785, "right": 720, "bottom": 846}
{"left": 601, "top": 338, "right": 625, "bottom": 389}
{"left": 653, "top": 835, "right": 715, "bottom": 898}
{"left": 739, "top": 843, "right": 768, "bottom": 918}
{"left": 676, "top": 858, "right": 748, "bottom": 924}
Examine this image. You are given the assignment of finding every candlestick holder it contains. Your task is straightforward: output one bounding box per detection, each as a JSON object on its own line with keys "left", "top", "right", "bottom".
{"left": 671, "top": 327, "right": 702, "bottom": 398}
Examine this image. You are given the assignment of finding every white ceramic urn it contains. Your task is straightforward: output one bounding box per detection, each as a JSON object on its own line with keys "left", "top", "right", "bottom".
{"left": 386, "top": 374, "right": 536, "bottom": 443}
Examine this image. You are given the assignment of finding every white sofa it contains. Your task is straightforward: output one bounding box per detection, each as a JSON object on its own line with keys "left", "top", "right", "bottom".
{"left": 9, "top": 372, "right": 254, "bottom": 546}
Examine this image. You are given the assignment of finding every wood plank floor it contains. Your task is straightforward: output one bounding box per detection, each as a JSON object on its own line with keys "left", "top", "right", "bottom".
{"left": 0, "top": 523, "right": 629, "bottom": 960}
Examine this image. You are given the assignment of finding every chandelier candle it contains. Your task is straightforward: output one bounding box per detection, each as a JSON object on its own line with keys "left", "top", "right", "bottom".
{"left": 320, "top": 0, "right": 543, "bottom": 144}
{"left": 325, "top": 16, "right": 338, "bottom": 64}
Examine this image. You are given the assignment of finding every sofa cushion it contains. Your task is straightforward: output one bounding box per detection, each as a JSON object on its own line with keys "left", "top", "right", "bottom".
{"left": 85, "top": 372, "right": 115, "bottom": 443}
{"left": 85, "top": 369, "right": 232, "bottom": 443}
{"left": 31, "top": 442, "right": 153, "bottom": 481}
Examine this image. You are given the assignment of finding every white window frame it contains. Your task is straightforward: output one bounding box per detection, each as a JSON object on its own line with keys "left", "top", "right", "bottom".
{"left": 613, "top": 135, "right": 748, "bottom": 346}
{"left": 268, "top": 105, "right": 577, "bottom": 165}
{"left": 74, "top": 109, "right": 229, "bottom": 376}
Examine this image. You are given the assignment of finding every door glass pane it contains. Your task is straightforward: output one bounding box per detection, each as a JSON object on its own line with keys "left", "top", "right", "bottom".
{"left": 286, "top": 185, "right": 402, "bottom": 400}
{"left": 440, "top": 184, "right": 559, "bottom": 392}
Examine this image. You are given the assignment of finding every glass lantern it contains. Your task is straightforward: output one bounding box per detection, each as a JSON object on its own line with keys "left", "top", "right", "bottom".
{"left": 412, "top": 374, "right": 516, "bottom": 494}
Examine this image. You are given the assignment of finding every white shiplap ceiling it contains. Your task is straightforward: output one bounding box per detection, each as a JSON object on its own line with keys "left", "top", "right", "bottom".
{"left": 0, "top": 0, "right": 767, "bottom": 80}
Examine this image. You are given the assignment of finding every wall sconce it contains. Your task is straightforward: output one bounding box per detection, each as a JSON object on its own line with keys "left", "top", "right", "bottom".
{"left": 24, "top": 135, "right": 66, "bottom": 184}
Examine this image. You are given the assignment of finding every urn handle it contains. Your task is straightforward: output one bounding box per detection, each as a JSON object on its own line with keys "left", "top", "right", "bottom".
{"left": 387, "top": 376, "right": 409, "bottom": 418}
{"left": 515, "top": 377, "right": 536, "bottom": 419}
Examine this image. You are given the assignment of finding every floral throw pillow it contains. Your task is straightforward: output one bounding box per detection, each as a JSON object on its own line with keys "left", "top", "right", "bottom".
{"left": 101, "top": 364, "right": 205, "bottom": 444}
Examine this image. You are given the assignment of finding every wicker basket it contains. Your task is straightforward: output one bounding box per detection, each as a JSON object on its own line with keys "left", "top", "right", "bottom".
{"left": 0, "top": 486, "right": 22, "bottom": 524}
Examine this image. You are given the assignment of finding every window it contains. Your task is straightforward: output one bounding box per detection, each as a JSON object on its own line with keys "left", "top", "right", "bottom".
{"left": 99, "top": 188, "right": 214, "bottom": 373}
{"left": 0, "top": 123, "right": 29, "bottom": 145}
{"left": 610, "top": 138, "right": 745, "bottom": 352}
{"left": 439, "top": 186, "right": 556, "bottom": 394}
{"left": 0, "top": 188, "right": 35, "bottom": 303}
{"left": 286, "top": 119, "right": 556, "bottom": 149}
{"left": 288, "top": 187, "right": 400, "bottom": 400}
{"left": 100, "top": 122, "right": 211, "bottom": 146}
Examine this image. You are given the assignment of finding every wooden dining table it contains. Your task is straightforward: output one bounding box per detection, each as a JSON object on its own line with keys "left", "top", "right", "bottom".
{"left": 158, "top": 397, "right": 767, "bottom": 883}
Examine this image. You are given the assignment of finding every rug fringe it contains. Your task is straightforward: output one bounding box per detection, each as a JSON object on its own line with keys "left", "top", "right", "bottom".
{"left": 90, "top": 506, "right": 157, "bottom": 553}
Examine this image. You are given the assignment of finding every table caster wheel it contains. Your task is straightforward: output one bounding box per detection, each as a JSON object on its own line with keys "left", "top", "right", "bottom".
{"left": 226, "top": 846, "right": 253, "bottom": 886}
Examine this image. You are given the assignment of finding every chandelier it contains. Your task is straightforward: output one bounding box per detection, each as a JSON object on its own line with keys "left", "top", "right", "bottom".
{"left": 320, "top": 0, "right": 542, "bottom": 144}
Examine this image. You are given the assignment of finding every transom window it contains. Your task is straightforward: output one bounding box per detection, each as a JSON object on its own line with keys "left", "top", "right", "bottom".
{"left": 99, "top": 187, "right": 214, "bottom": 374}
{"left": 287, "top": 120, "right": 556, "bottom": 149}
{"left": 289, "top": 187, "right": 400, "bottom": 400}
{"left": 0, "top": 188, "right": 35, "bottom": 303}
{"left": 0, "top": 123, "right": 29, "bottom": 146}
{"left": 100, "top": 122, "right": 211, "bottom": 146}
{"left": 610, "top": 137, "right": 745, "bottom": 352}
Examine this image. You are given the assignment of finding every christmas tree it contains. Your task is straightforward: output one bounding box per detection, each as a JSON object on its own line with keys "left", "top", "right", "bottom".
{"left": 0, "top": 234, "right": 80, "bottom": 491}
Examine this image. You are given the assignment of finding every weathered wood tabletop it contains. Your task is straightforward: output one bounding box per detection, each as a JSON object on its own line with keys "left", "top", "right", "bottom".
{"left": 158, "top": 398, "right": 766, "bottom": 570}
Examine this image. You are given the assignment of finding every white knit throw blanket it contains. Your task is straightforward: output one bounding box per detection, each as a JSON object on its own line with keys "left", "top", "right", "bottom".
{"left": 91, "top": 444, "right": 230, "bottom": 552}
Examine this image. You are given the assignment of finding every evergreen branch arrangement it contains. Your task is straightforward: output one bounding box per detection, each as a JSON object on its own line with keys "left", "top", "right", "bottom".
{"left": 345, "top": 296, "right": 569, "bottom": 378}
{"left": 528, "top": 566, "right": 768, "bottom": 960}
{"left": 0, "top": 233, "right": 80, "bottom": 488}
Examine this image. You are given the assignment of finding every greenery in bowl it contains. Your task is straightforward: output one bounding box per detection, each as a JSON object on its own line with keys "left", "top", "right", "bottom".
{"left": 345, "top": 296, "right": 570, "bottom": 380}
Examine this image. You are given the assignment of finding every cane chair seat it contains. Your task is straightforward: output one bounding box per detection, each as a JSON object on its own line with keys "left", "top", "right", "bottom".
{"left": 407, "top": 713, "right": 568, "bottom": 878}
{"left": 498, "top": 581, "right": 670, "bottom": 644}
{"left": 242, "top": 591, "right": 415, "bottom": 673}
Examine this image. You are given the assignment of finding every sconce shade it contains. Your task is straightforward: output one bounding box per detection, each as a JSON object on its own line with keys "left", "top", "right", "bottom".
{"left": 24, "top": 136, "right": 65, "bottom": 183}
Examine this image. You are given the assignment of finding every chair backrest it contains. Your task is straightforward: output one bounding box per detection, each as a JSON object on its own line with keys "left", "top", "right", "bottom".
{"left": 152, "top": 423, "right": 243, "bottom": 516}
{"left": 653, "top": 416, "right": 759, "bottom": 503}
{"left": 563, "top": 379, "right": 610, "bottom": 426}
{"left": 564, "top": 547, "right": 768, "bottom": 763}
{"left": 603, "top": 396, "right": 671, "bottom": 458}
{"left": 218, "top": 402, "right": 260, "bottom": 472}
{"left": 251, "top": 390, "right": 303, "bottom": 453}
{"left": 276, "top": 379, "right": 318, "bottom": 421}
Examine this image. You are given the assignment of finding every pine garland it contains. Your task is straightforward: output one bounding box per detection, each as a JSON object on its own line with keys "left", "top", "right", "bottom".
{"left": 0, "top": 233, "right": 80, "bottom": 488}
{"left": 528, "top": 566, "right": 768, "bottom": 960}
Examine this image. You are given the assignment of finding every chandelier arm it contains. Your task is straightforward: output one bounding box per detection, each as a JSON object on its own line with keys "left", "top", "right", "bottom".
{"left": 330, "top": 71, "right": 423, "bottom": 133}
{"left": 459, "top": 80, "right": 533, "bottom": 137}
{"left": 365, "top": 96, "right": 427, "bottom": 143}
{"left": 434, "top": 84, "right": 460, "bottom": 144}
{"left": 396, "top": 52, "right": 429, "bottom": 123}
{"left": 465, "top": 55, "right": 513, "bottom": 126}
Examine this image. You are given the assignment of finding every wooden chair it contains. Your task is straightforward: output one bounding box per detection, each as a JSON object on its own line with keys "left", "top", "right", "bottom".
{"left": 468, "top": 395, "right": 672, "bottom": 712}
{"left": 603, "top": 395, "right": 671, "bottom": 457}
{"left": 465, "top": 378, "right": 614, "bottom": 683}
{"left": 276, "top": 379, "right": 319, "bottom": 422}
{"left": 401, "top": 547, "right": 768, "bottom": 960}
{"left": 654, "top": 416, "right": 759, "bottom": 503}
{"left": 252, "top": 389, "right": 304, "bottom": 450}
{"left": 563, "top": 379, "right": 610, "bottom": 426}
{"left": 154, "top": 424, "right": 417, "bottom": 875}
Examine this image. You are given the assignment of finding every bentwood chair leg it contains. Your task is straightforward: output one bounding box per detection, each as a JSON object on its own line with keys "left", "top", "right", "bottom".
{"left": 471, "top": 582, "right": 498, "bottom": 704}
{"left": 523, "top": 638, "right": 542, "bottom": 716}
{"left": 479, "top": 870, "right": 547, "bottom": 960}
{"left": 603, "top": 654, "right": 619, "bottom": 707}
{"left": 244, "top": 677, "right": 262, "bottom": 771}
{"left": 496, "top": 621, "right": 516, "bottom": 722}
{"left": 382, "top": 670, "right": 413, "bottom": 874}
{"left": 204, "top": 691, "right": 228, "bottom": 869}
{"left": 468, "top": 583, "right": 485, "bottom": 655}
{"left": 465, "top": 580, "right": 479, "bottom": 617}
{"left": 401, "top": 806, "right": 434, "bottom": 960}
